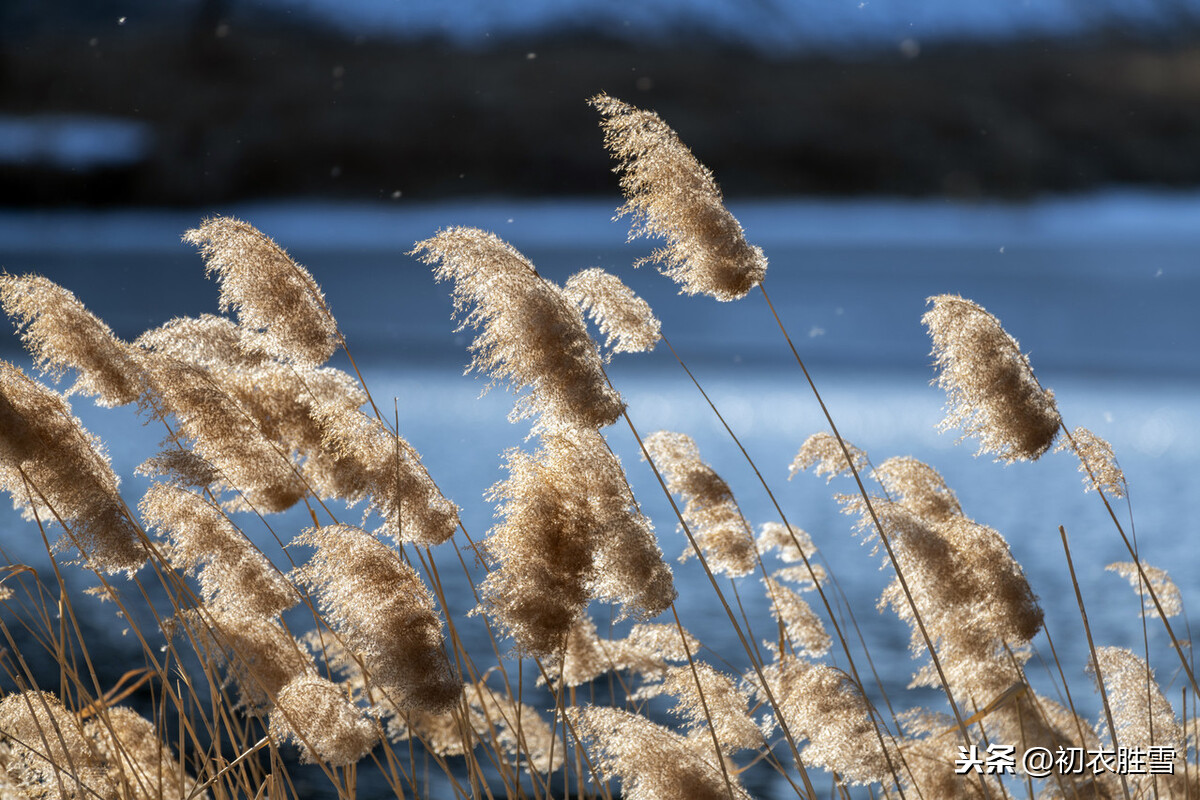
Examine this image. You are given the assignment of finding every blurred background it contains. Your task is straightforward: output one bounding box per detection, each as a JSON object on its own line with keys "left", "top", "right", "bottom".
{"left": 2, "top": 3, "right": 1200, "bottom": 796}
{"left": 7, "top": 0, "right": 1200, "bottom": 203}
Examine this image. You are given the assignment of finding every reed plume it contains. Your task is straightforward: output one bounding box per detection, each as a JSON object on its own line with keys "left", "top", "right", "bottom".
{"left": 1106, "top": 561, "right": 1182, "bottom": 618}
{"left": 1091, "top": 647, "right": 1182, "bottom": 755}
{"left": 480, "top": 428, "right": 672, "bottom": 654}
{"left": 0, "top": 691, "right": 114, "bottom": 800}
{"left": 571, "top": 706, "right": 753, "bottom": 800}
{"left": 309, "top": 398, "right": 459, "bottom": 546}
{"left": 269, "top": 675, "right": 378, "bottom": 766}
{"left": 763, "top": 576, "right": 831, "bottom": 658}
{"left": 756, "top": 657, "right": 893, "bottom": 785}
{"left": 875, "top": 456, "right": 963, "bottom": 522}
{"left": 139, "top": 353, "right": 306, "bottom": 513}
{"left": 757, "top": 522, "right": 826, "bottom": 588}
{"left": 923, "top": 294, "right": 1061, "bottom": 461}
{"left": 564, "top": 267, "right": 661, "bottom": 356}
{"left": 291, "top": 523, "right": 459, "bottom": 712}
{"left": 86, "top": 707, "right": 203, "bottom": 800}
{"left": 642, "top": 430, "right": 756, "bottom": 577}
{"left": 413, "top": 227, "right": 624, "bottom": 430}
{"left": 590, "top": 94, "right": 767, "bottom": 302}
{"left": 0, "top": 273, "right": 145, "bottom": 407}
{"left": 184, "top": 217, "right": 340, "bottom": 367}
{"left": 1057, "top": 426, "right": 1127, "bottom": 497}
{"left": 140, "top": 482, "right": 296, "bottom": 618}
{"left": 789, "top": 432, "right": 869, "bottom": 483}
{"left": 0, "top": 362, "right": 145, "bottom": 574}
{"left": 643, "top": 663, "right": 762, "bottom": 754}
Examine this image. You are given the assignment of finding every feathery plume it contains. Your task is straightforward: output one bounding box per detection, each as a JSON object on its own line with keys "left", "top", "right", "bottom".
{"left": 135, "top": 313, "right": 268, "bottom": 372}
{"left": 923, "top": 294, "right": 1061, "bottom": 461}
{"left": 591, "top": 94, "right": 767, "bottom": 301}
{"left": 269, "top": 676, "right": 378, "bottom": 766}
{"left": 571, "top": 706, "right": 753, "bottom": 800}
{"left": 643, "top": 663, "right": 762, "bottom": 754}
{"left": 642, "top": 431, "right": 756, "bottom": 577}
{"left": 763, "top": 576, "right": 831, "bottom": 658}
{"left": 0, "top": 273, "right": 144, "bottom": 407}
{"left": 135, "top": 449, "right": 218, "bottom": 488}
{"left": 789, "top": 432, "right": 869, "bottom": 482}
{"left": 184, "top": 608, "right": 315, "bottom": 711}
{"left": 184, "top": 217, "right": 340, "bottom": 367}
{"left": 413, "top": 227, "right": 624, "bottom": 429}
{"left": 0, "top": 691, "right": 114, "bottom": 800}
{"left": 1091, "top": 647, "right": 1183, "bottom": 753}
{"left": 548, "top": 616, "right": 696, "bottom": 688}
{"left": 466, "top": 682, "right": 564, "bottom": 774}
{"left": 564, "top": 268, "right": 661, "bottom": 356}
{"left": 140, "top": 353, "right": 305, "bottom": 513}
{"left": 0, "top": 362, "right": 145, "bottom": 574}
{"left": 850, "top": 499, "right": 1042, "bottom": 690}
{"left": 875, "top": 456, "right": 963, "bottom": 522}
{"left": 140, "top": 483, "right": 295, "bottom": 618}
{"left": 757, "top": 657, "right": 893, "bottom": 785}
{"left": 480, "top": 428, "right": 672, "bottom": 654}
{"left": 310, "top": 399, "right": 459, "bottom": 546}
{"left": 1057, "top": 426, "right": 1127, "bottom": 498}
{"left": 1106, "top": 562, "right": 1182, "bottom": 619}
{"left": 291, "top": 524, "right": 459, "bottom": 713}
{"left": 757, "top": 522, "right": 825, "bottom": 588}
{"left": 86, "top": 707, "right": 203, "bottom": 800}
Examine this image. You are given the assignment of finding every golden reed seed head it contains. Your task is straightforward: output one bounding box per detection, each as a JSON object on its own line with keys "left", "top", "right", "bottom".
{"left": 757, "top": 657, "right": 894, "bottom": 786}
{"left": 310, "top": 399, "right": 459, "bottom": 546}
{"left": 0, "top": 691, "right": 115, "bottom": 800}
{"left": 866, "top": 502, "right": 1043, "bottom": 690}
{"left": 1, "top": 273, "right": 145, "bottom": 407}
{"left": 758, "top": 522, "right": 827, "bottom": 589}
{"left": 0, "top": 362, "right": 145, "bottom": 574}
{"left": 140, "top": 482, "right": 296, "bottom": 618}
{"left": 590, "top": 94, "right": 767, "bottom": 302}
{"left": 1106, "top": 561, "right": 1182, "bottom": 619}
{"left": 139, "top": 353, "right": 306, "bottom": 513}
{"left": 269, "top": 676, "right": 378, "bottom": 766}
{"left": 1056, "top": 426, "right": 1127, "bottom": 498}
{"left": 789, "top": 431, "right": 869, "bottom": 482}
{"left": 923, "top": 294, "right": 1061, "bottom": 461}
{"left": 135, "top": 313, "right": 269, "bottom": 372}
{"left": 184, "top": 217, "right": 340, "bottom": 367}
{"left": 643, "top": 431, "right": 756, "bottom": 577}
{"left": 413, "top": 227, "right": 624, "bottom": 430}
{"left": 491, "top": 427, "right": 672, "bottom": 647}
{"left": 651, "top": 663, "right": 762, "bottom": 754}
{"left": 291, "top": 524, "right": 460, "bottom": 713}
{"left": 86, "top": 707, "right": 202, "bottom": 800}
{"left": 570, "top": 706, "right": 754, "bottom": 800}
{"left": 136, "top": 449, "right": 218, "bottom": 488}
{"left": 875, "top": 456, "right": 963, "bottom": 522}
{"left": 465, "top": 682, "right": 564, "bottom": 774}
{"left": 564, "top": 268, "right": 662, "bottom": 357}
{"left": 1092, "top": 647, "right": 1183, "bottom": 753}
{"left": 183, "top": 607, "right": 315, "bottom": 712}
{"left": 763, "top": 576, "right": 831, "bottom": 658}
{"left": 549, "top": 615, "right": 695, "bottom": 688}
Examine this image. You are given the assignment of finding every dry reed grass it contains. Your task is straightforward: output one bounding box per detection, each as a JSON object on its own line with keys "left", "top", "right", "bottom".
{"left": 0, "top": 95, "right": 1192, "bottom": 800}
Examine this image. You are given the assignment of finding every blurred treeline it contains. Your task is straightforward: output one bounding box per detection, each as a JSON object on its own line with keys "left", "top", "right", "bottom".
{"left": 5, "top": 0, "right": 1200, "bottom": 205}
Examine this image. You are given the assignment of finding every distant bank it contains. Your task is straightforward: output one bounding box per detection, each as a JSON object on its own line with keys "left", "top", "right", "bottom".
{"left": 4, "top": 22, "right": 1200, "bottom": 206}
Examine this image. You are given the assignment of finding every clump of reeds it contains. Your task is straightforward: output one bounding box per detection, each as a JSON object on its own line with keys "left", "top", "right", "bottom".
{"left": 0, "top": 97, "right": 1190, "bottom": 800}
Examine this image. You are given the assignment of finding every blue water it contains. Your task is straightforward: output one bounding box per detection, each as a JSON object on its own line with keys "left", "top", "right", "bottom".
{"left": 1, "top": 194, "right": 1198, "bottom": 796}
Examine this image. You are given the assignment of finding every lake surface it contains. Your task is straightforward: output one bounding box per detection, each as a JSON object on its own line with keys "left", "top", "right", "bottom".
{"left": 1, "top": 192, "right": 1197, "bottom": 797}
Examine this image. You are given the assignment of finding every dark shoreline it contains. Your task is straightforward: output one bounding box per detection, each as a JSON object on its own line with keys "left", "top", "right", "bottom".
{"left": 5, "top": 22, "right": 1200, "bottom": 206}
